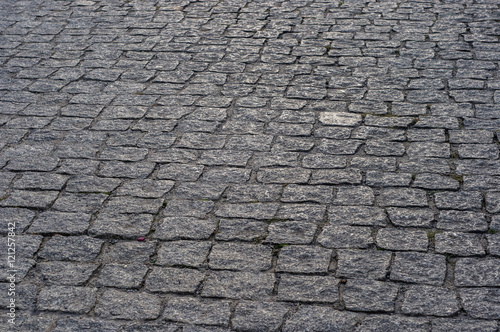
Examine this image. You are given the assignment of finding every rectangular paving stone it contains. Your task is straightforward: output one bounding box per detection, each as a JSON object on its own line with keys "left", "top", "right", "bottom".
{"left": 402, "top": 285, "right": 459, "bottom": 317}
{"left": 38, "top": 236, "right": 103, "bottom": 262}
{"left": 208, "top": 242, "right": 272, "bottom": 271}
{"left": 282, "top": 306, "right": 360, "bottom": 332}
{"left": 336, "top": 249, "right": 392, "bottom": 280}
{"left": 455, "top": 258, "right": 500, "bottom": 287}
{"left": 145, "top": 267, "right": 205, "bottom": 293}
{"left": 376, "top": 229, "right": 428, "bottom": 251}
{"left": 460, "top": 288, "right": 500, "bottom": 319}
{"left": 318, "top": 225, "right": 373, "bottom": 249}
{"left": 435, "top": 232, "right": 485, "bottom": 256}
{"left": 391, "top": 252, "right": 446, "bottom": 286}
{"left": 28, "top": 211, "right": 91, "bottom": 235}
{"left": 276, "top": 245, "right": 332, "bottom": 274}
{"left": 95, "top": 289, "right": 162, "bottom": 320}
{"left": 344, "top": 279, "right": 399, "bottom": 312}
{"left": 163, "top": 297, "right": 231, "bottom": 327}
{"left": 37, "top": 286, "right": 96, "bottom": 314}
{"left": 156, "top": 241, "right": 211, "bottom": 268}
{"left": 278, "top": 275, "right": 339, "bottom": 303}
{"left": 89, "top": 213, "right": 152, "bottom": 238}
{"left": 215, "top": 203, "right": 279, "bottom": 219}
{"left": 202, "top": 271, "right": 275, "bottom": 300}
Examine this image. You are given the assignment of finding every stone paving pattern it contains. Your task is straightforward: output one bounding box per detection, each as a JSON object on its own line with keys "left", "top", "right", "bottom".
{"left": 0, "top": 0, "right": 499, "bottom": 330}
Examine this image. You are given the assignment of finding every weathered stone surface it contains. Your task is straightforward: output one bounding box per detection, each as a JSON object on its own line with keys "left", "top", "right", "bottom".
{"left": 402, "top": 285, "right": 459, "bottom": 317}
{"left": 376, "top": 229, "right": 428, "bottom": 251}
{"left": 455, "top": 258, "right": 500, "bottom": 287}
{"left": 95, "top": 289, "right": 162, "bottom": 320}
{"left": 154, "top": 217, "right": 217, "bottom": 240}
{"left": 343, "top": 279, "right": 399, "bottom": 312}
{"left": 202, "top": 271, "right": 275, "bottom": 300}
{"left": 432, "top": 318, "right": 498, "bottom": 332}
{"left": 277, "top": 245, "right": 332, "bottom": 274}
{"left": 336, "top": 249, "right": 392, "bottom": 280}
{"left": 435, "top": 232, "right": 485, "bottom": 256}
{"left": 156, "top": 241, "right": 211, "bottom": 268}
{"left": 278, "top": 275, "right": 339, "bottom": 303}
{"left": 356, "top": 315, "right": 430, "bottom": 332}
{"left": 96, "top": 263, "right": 148, "bottom": 289}
{"left": 391, "top": 252, "right": 446, "bottom": 285}
{"left": 232, "top": 301, "right": 290, "bottom": 332}
{"left": 208, "top": 242, "right": 272, "bottom": 271}
{"left": 163, "top": 297, "right": 231, "bottom": 327}
{"left": 266, "top": 221, "right": 317, "bottom": 245}
{"left": 38, "top": 236, "right": 104, "bottom": 262}
{"left": 460, "top": 288, "right": 500, "bottom": 319}
{"left": 38, "top": 286, "right": 96, "bottom": 314}
{"left": 318, "top": 225, "right": 373, "bottom": 249}
{"left": 35, "top": 262, "right": 97, "bottom": 286}
{"left": 145, "top": 267, "right": 205, "bottom": 293}
{"left": 283, "top": 306, "right": 360, "bottom": 332}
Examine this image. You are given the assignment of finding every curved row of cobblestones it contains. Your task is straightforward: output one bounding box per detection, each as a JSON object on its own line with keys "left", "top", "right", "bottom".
{"left": 0, "top": 0, "right": 499, "bottom": 331}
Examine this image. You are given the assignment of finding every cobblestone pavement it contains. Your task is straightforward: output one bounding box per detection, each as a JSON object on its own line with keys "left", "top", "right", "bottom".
{"left": 0, "top": 0, "right": 499, "bottom": 330}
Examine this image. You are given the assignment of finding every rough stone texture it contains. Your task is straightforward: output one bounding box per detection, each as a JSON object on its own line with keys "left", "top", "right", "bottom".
{"left": 376, "top": 229, "right": 428, "bottom": 251}
{"left": 163, "top": 297, "right": 231, "bottom": 327}
{"left": 276, "top": 245, "right": 332, "bottom": 274}
{"left": 232, "top": 301, "right": 290, "bottom": 332}
{"left": 282, "top": 306, "right": 360, "bottom": 332}
{"left": 390, "top": 252, "right": 446, "bottom": 286}
{"left": 3, "top": 0, "right": 499, "bottom": 326}
{"left": 343, "top": 279, "right": 399, "bottom": 312}
{"left": 455, "top": 258, "right": 500, "bottom": 287}
{"left": 37, "top": 286, "right": 96, "bottom": 314}
{"left": 95, "top": 289, "right": 162, "bottom": 320}
{"left": 402, "top": 285, "right": 460, "bottom": 317}
{"left": 277, "top": 275, "right": 339, "bottom": 303}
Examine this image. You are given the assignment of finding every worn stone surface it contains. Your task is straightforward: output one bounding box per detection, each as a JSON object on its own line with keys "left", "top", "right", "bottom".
{"left": 3, "top": 0, "right": 499, "bottom": 326}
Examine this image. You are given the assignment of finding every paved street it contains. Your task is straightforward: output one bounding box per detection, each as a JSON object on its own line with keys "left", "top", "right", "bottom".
{"left": 0, "top": 0, "right": 499, "bottom": 330}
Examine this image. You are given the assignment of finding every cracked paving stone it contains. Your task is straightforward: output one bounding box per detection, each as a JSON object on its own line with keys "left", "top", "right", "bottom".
{"left": 390, "top": 252, "right": 446, "bottom": 286}
{"left": 336, "top": 249, "right": 392, "bottom": 280}
{"left": 208, "top": 242, "right": 272, "bottom": 271}
{"left": 163, "top": 297, "right": 231, "bottom": 327}
{"left": 95, "top": 289, "right": 162, "bottom": 320}
{"left": 37, "top": 286, "right": 97, "bottom": 314}
{"left": 343, "top": 279, "right": 399, "bottom": 312}
{"left": 145, "top": 267, "right": 205, "bottom": 293}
